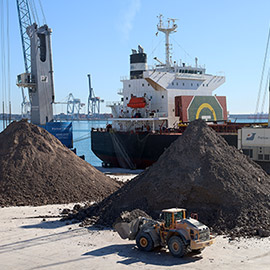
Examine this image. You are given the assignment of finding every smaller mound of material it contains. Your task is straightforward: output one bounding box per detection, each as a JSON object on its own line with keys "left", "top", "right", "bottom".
{"left": 0, "top": 120, "right": 120, "bottom": 206}
{"left": 73, "top": 119, "right": 270, "bottom": 237}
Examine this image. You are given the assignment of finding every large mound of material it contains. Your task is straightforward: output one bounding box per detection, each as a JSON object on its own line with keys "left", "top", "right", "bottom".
{"left": 77, "top": 119, "right": 270, "bottom": 237}
{"left": 0, "top": 120, "right": 120, "bottom": 206}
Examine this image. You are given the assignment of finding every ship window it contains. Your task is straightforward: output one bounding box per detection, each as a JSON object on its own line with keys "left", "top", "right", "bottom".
{"left": 129, "top": 84, "right": 131, "bottom": 87}
{"left": 191, "top": 83, "right": 193, "bottom": 86}
{"left": 157, "top": 109, "right": 159, "bottom": 112}
{"left": 243, "top": 149, "right": 253, "bottom": 158}
{"left": 203, "top": 84, "right": 205, "bottom": 87}
{"left": 172, "top": 82, "right": 174, "bottom": 86}
{"left": 127, "top": 110, "right": 129, "bottom": 113}
{"left": 162, "top": 95, "right": 164, "bottom": 98}
{"left": 126, "top": 97, "right": 128, "bottom": 100}
{"left": 206, "top": 84, "right": 208, "bottom": 87}
{"left": 148, "top": 83, "right": 150, "bottom": 86}
{"left": 150, "top": 96, "right": 152, "bottom": 99}
{"left": 176, "top": 82, "right": 178, "bottom": 86}
{"left": 183, "top": 83, "right": 185, "bottom": 86}
{"left": 121, "top": 97, "right": 124, "bottom": 101}
{"left": 197, "top": 83, "right": 199, "bottom": 86}
{"left": 258, "top": 154, "right": 263, "bottom": 160}
{"left": 264, "top": 154, "right": 270, "bottom": 160}
{"left": 142, "top": 83, "right": 144, "bottom": 87}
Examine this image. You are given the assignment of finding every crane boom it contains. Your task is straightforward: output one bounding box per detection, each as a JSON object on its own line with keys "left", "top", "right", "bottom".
{"left": 16, "top": 0, "right": 32, "bottom": 73}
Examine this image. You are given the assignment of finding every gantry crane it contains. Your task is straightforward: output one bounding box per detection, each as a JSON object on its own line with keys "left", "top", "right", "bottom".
{"left": 67, "top": 93, "right": 85, "bottom": 118}
{"left": 54, "top": 93, "right": 85, "bottom": 120}
{"left": 87, "top": 74, "right": 104, "bottom": 117}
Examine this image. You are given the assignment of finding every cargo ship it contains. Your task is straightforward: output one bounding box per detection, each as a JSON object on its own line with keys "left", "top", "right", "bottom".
{"left": 91, "top": 15, "right": 246, "bottom": 169}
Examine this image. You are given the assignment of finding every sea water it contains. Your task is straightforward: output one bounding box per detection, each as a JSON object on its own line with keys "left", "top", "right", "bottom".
{"left": 72, "top": 120, "right": 108, "bottom": 166}
{"left": 0, "top": 118, "right": 267, "bottom": 167}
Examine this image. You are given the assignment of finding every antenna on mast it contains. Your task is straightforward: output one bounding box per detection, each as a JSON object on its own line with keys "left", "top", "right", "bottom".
{"left": 157, "top": 14, "right": 177, "bottom": 69}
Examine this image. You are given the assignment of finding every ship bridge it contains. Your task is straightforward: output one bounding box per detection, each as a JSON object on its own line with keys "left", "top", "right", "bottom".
{"left": 143, "top": 70, "right": 225, "bottom": 94}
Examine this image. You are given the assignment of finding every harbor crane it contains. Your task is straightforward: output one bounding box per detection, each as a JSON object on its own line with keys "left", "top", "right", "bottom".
{"left": 54, "top": 93, "right": 85, "bottom": 119}
{"left": 14, "top": 0, "right": 73, "bottom": 148}
{"left": 67, "top": 93, "right": 85, "bottom": 118}
{"left": 16, "top": 0, "right": 54, "bottom": 125}
{"left": 87, "top": 74, "right": 104, "bottom": 117}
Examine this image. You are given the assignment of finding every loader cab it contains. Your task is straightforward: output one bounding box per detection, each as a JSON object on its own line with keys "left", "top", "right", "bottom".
{"left": 161, "top": 208, "right": 186, "bottom": 228}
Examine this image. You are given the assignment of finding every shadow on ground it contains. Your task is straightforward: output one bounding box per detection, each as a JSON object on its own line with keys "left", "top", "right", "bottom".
{"left": 21, "top": 219, "right": 70, "bottom": 229}
{"left": 83, "top": 244, "right": 202, "bottom": 267}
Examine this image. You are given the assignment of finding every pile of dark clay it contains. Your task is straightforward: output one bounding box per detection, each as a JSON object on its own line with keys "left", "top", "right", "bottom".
{"left": 0, "top": 120, "right": 120, "bottom": 206}
{"left": 64, "top": 119, "right": 270, "bottom": 237}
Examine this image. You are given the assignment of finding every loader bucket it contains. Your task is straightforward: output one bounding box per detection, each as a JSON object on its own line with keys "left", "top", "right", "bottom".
{"left": 114, "top": 217, "right": 143, "bottom": 240}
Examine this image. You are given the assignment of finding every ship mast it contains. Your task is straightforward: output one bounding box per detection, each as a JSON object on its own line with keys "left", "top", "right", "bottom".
{"left": 157, "top": 14, "right": 177, "bottom": 69}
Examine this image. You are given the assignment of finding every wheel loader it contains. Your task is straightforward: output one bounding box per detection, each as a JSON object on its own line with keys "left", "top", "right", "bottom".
{"left": 114, "top": 208, "right": 215, "bottom": 257}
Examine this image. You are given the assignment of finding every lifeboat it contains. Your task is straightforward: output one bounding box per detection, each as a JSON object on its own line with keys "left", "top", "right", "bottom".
{"left": 127, "top": 97, "right": 146, "bottom": 108}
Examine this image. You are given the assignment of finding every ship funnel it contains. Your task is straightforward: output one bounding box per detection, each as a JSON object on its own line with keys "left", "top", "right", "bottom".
{"left": 130, "top": 45, "right": 147, "bottom": 79}
{"left": 138, "top": 45, "right": 144, "bottom": 53}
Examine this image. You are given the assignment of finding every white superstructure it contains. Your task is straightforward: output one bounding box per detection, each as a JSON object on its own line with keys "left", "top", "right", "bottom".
{"left": 108, "top": 15, "right": 225, "bottom": 132}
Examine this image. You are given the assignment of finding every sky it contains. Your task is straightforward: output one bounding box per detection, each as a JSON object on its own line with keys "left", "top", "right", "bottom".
{"left": 1, "top": 0, "right": 270, "bottom": 115}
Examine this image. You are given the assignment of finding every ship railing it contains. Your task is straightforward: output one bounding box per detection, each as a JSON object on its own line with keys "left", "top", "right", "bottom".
{"left": 150, "top": 112, "right": 168, "bottom": 118}
{"left": 175, "top": 73, "right": 204, "bottom": 80}
{"left": 120, "top": 76, "right": 129, "bottom": 81}
{"left": 106, "top": 101, "right": 123, "bottom": 107}
{"left": 117, "top": 88, "right": 123, "bottom": 95}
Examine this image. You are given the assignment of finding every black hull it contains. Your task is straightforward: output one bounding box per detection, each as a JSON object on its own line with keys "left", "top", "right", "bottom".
{"left": 91, "top": 131, "right": 238, "bottom": 169}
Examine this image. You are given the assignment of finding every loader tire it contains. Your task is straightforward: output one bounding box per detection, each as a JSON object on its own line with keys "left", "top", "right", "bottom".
{"left": 168, "top": 236, "right": 187, "bottom": 258}
{"left": 136, "top": 232, "right": 154, "bottom": 252}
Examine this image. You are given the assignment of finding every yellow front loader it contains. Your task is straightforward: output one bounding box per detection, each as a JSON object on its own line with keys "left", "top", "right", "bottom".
{"left": 114, "top": 208, "right": 215, "bottom": 257}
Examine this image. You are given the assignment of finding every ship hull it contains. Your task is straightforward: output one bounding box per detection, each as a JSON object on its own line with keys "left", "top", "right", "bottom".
{"left": 91, "top": 130, "right": 237, "bottom": 169}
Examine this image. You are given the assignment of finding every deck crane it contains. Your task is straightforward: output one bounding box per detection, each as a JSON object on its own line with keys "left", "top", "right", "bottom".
{"left": 87, "top": 74, "right": 104, "bottom": 117}
{"left": 16, "top": 0, "right": 54, "bottom": 125}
